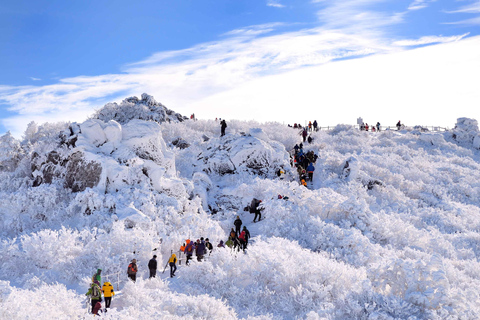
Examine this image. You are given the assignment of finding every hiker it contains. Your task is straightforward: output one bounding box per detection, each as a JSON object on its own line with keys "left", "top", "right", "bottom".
{"left": 396, "top": 121, "right": 402, "bottom": 130}
{"left": 308, "top": 121, "right": 312, "bottom": 132}
{"left": 169, "top": 253, "right": 177, "bottom": 277}
{"left": 195, "top": 238, "right": 206, "bottom": 261}
{"left": 220, "top": 119, "right": 227, "bottom": 136}
{"left": 301, "top": 179, "right": 307, "bottom": 187}
{"left": 184, "top": 239, "right": 194, "bottom": 265}
{"left": 376, "top": 122, "right": 380, "bottom": 131}
{"left": 242, "top": 226, "right": 251, "bottom": 249}
{"left": 307, "top": 162, "right": 315, "bottom": 182}
{"left": 307, "top": 136, "right": 313, "bottom": 144}
{"left": 85, "top": 280, "right": 102, "bottom": 314}
{"left": 217, "top": 240, "right": 225, "bottom": 248}
{"left": 238, "top": 229, "right": 247, "bottom": 251}
{"left": 365, "top": 123, "right": 369, "bottom": 131}
{"left": 313, "top": 120, "right": 318, "bottom": 131}
{"left": 302, "top": 128, "right": 308, "bottom": 142}
{"left": 102, "top": 281, "right": 115, "bottom": 309}
{"left": 250, "top": 198, "right": 263, "bottom": 223}
{"left": 234, "top": 215, "right": 242, "bottom": 236}
{"left": 92, "top": 268, "right": 102, "bottom": 284}
{"left": 148, "top": 255, "right": 157, "bottom": 278}
{"left": 205, "top": 238, "right": 213, "bottom": 254}
{"left": 294, "top": 144, "right": 300, "bottom": 154}
{"left": 127, "top": 259, "right": 138, "bottom": 282}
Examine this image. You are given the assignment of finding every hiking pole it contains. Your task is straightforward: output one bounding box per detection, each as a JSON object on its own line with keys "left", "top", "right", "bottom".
{"left": 162, "top": 261, "right": 169, "bottom": 274}
{"left": 162, "top": 250, "right": 172, "bottom": 274}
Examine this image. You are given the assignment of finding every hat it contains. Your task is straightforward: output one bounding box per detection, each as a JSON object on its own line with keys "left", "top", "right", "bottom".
{"left": 206, "top": 238, "right": 209, "bottom": 241}
{"left": 153, "top": 255, "right": 157, "bottom": 258}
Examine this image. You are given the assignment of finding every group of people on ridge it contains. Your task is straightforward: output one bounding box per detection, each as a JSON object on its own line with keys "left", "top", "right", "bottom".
{"left": 227, "top": 216, "right": 251, "bottom": 251}
{"left": 292, "top": 143, "right": 317, "bottom": 187}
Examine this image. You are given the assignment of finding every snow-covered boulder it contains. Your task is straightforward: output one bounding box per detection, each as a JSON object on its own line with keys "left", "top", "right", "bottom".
{"left": 197, "top": 129, "right": 290, "bottom": 177}
{"left": 452, "top": 117, "right": 480, "bottom": 146}
{"left": 92, "top": 93, "right": 187, "bottom": 125}
{"left": 114, "top": 204, "right": 150, "bottom": 229}
{"left": 121, "top": 119, "right": 175, "bottom": 176}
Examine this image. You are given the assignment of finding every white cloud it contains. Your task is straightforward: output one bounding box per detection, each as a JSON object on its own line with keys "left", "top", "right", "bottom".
{"left": 392, "top": 33, "right": 469, "bottom": 46}
{"left": 29, "top": 77, "right": 41, "bottom": 81}
{"left": 408, "top": 0, "right": 437, "bottom": 11}
{"left": 446, "top": 1, "right": 480, "bottom": 14}
{"left": 267, "top": 0, "right": 285, "bottom": 8}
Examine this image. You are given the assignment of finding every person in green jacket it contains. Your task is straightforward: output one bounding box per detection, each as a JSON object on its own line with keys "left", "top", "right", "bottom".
{"left": 92, "top": 268, "right": 102, "bottom": 283}
{"left": 85, "top": 280, "right": 102, "bottom": 313}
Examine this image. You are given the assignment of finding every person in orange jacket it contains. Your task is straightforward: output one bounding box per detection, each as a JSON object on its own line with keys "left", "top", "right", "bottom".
{"left": 102, "top": 282, "right": 115, "bottom": 309}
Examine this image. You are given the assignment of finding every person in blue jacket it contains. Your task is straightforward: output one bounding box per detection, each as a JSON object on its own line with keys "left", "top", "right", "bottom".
{"left": 307, "top": 162, "right": 315, "bottom": 182}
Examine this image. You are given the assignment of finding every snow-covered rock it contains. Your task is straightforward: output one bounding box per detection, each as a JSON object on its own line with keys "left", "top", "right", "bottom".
{"left": 93, "top": 93, "right": 187, "bottom": 125}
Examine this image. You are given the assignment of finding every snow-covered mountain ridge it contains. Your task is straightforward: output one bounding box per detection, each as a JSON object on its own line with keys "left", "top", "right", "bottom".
{"left": 1, "top": 95, "right": 480, "bottom": 319}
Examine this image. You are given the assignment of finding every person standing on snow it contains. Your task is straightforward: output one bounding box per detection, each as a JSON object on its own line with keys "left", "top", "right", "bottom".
{"left": 302, "top": 128, "right": 308, "bottom": 142}
{"left": 307, "top": 162, "right": 315, "bottom": 182}
{"left": 85, "top": 280, "right": 103, "bottom": 314}
{"left": 313, "top": 120, "right": 318, "bottom": 131}
{"left": 238, "top": 229, "right": 247, "bottom": 251}
{"left": 220, "top": 119, "right": 227, "bottom": 136}
{"left": 169, "top": 253, "right": 177, "bottom": 277}
{"left": 242, "top": 226, "right": 251, "bottom": 249}
{"left": 102, "top": 281, "right": 115, "bottom": 310}
{"left": 234, "top": 215, "right": 242, "bottom": 236}
{"left": 127, "top": 259, "right": 138, "bottom": 282}
{"left": 195, "top": 238, "right": 206, "bottom": 261}
{"left": 205, "top": 238, "right": 213, "bottom": 254}
{"left": 148, "top": 255, "right": 157, "bottom": 278}
{"left": 92, "top": 268, "right": 102, "bottom": 284}
{"left": 184, "top": 240, "right": 194, "bottom": 265}
{"left": 396, "top": 121, "right": 402, "bottom": 130}
{"left": 376, "top": 122, "right": 381, "bottom": 131}
{"left": 250, "top": 198, "right": 263, "bottom": 223}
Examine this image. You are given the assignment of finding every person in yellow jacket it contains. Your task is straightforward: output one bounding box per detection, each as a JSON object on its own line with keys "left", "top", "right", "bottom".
{"left": 102, "top": 282, "right": 115, "bottom": 309}
{"left": 169, "top": 253, "right": 177, "bottom": 278}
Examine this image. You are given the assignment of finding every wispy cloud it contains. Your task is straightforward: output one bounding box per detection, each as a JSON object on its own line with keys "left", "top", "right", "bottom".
{"left": 392, "top": 33, "right": 469, "bottom": 46}
{"left": 267, "top": 0, "right": 285, "bottom": 8}
{"left": 408, "top": 0, "right": 437, "bottom": 11}
{"left": 312, "top": 0, "right": 407, "bottom": 32}
{"left": 29, "top": 77, "right": 41, "bottom": 81}
{"left": 446, "top": 1, "right": 480, "bottom": 14}
{"left": 444, "top": 1, "right": 480, "bottom": 25}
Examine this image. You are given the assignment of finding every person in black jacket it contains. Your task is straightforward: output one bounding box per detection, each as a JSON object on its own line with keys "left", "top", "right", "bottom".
{"left": 250, "top": 198, "right": 263, "bottom": 223}
{"left": 242, "top": 226, "right": 251, "bottom": 249}
{"left": 234, "top": 215, "right": 242, "bottom": 236}
{"left": 148, "top": 255, "right": 157, "bottom": 278}
{"left": 220, "top": 119, "right": 227, "bottom": 136}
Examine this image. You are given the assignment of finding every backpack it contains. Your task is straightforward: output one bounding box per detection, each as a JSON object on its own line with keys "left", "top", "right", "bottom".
{"left": 239, "top": 231, "right": 245, "bottom": 240}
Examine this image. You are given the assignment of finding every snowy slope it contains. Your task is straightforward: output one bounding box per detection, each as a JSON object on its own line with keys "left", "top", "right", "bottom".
{"left": 1, "top": 95, "right": 480, "bottom": 319}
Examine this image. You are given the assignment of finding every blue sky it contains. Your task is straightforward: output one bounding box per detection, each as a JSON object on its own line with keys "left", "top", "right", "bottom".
{"left": 1, "top": 0, "right": 480, "bottom": 137}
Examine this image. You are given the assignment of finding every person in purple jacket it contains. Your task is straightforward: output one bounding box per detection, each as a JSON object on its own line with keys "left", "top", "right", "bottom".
{"left": 195, "top": 238, "right": 206, "bottom": 261}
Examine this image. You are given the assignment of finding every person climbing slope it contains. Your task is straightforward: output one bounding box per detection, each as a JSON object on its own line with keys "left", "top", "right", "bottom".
{"left": 148, "top": 255, "right": 157, "bottom": 278}
{"left": 307, "top": 162, "right": 315, "bottom": 182}
{"left": 85, "top": 280, "right": 102, "bottom": 314}
{"left": 127, "top": 259, "right": 138, "bottom": 282}
{"left": 234, "top": 215, "right": 242, "bottom": 236}
{"left": 220, "top": 119, "right": 227, "bottom": 136}
{"left": 92, "top": 268, "right": 102, "bottom": 284}
{"left": 102, "top": 281, "right": 115, "bottom": 310}
{"left": 169, "top": 253, "right": 177, "bottom": 277}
